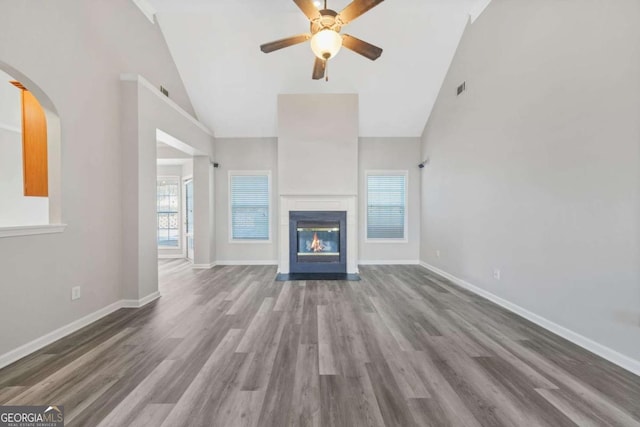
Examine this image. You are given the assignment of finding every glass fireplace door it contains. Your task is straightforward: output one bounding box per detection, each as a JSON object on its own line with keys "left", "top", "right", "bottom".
{"left": 296, "top": 221, "right": 340, "bottom": 263}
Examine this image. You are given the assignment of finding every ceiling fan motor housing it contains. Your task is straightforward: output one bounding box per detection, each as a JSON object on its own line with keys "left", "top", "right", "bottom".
{"left": 311, "top": 9, "right": 342, "bottom": 34}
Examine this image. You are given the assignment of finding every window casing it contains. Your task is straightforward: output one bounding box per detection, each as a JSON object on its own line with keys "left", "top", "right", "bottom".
{"left": 229, "top": 171, "right": 271, "bottom": 242}
{"left": 157, "top": 177, "right": 181, "bottom": 248}
{"left": 366, "top": 171, "right": 408, "bottom": 242}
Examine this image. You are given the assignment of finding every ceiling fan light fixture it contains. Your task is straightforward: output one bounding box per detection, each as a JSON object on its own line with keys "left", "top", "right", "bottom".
{"left": 310, "top": 29, "right": 342, "bottom": 60}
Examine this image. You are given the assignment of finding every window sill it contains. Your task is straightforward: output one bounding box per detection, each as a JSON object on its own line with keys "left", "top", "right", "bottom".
{"left": 365, "top": 238, "right": 409, "bottom": 244}
{"left": 229, "top": 239, "right": 272, "bottom": 244}
{"left": 0, "top": 224, "right": 67, "bottom": 239}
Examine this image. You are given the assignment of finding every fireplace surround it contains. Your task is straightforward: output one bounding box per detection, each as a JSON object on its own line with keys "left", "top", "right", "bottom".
{"left": 278, "top": 194, "right": 358, "bottom": 276}
{"left": 289, "top": 211, "right": 346, "bottom": 273}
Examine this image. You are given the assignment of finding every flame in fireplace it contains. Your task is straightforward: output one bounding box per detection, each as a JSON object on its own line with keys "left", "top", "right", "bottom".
{"left": 310, "top": 232, "right": 324, "bottom": 253}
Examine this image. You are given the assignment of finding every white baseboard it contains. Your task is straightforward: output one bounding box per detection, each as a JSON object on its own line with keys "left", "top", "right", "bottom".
{"left": 358, "top": 260, "right": 420, "bottom": 265}
{"left": 215, "top": 260, "right": 278, "bottom": 266}
{"left": 419, "top": 261, "right": 640, "bottom": 377}
{"left": 0, "top": 292, "right": 161, "bottom": 370}
{"left": 192, "top": 263, "right": 216, "bottom": 269}
{"left": 158, "top": 254, "right": 184, "bottom": 259}
{"left": 121, "top": 291, "right": 161, "bottom": 308}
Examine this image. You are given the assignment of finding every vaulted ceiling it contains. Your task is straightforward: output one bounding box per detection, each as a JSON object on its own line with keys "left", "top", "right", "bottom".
{"left": 149, "top": 0, "right": 491, "bottom": 138}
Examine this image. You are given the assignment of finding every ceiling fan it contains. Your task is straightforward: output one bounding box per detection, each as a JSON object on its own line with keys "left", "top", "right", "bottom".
{"left": 260, "top": 0, "right": 384, "bottom": 80}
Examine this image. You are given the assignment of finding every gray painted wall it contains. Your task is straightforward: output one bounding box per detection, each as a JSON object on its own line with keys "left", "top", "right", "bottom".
{"left": 215, "top": 138, "right": 279, "bottom": 263}
{"left": 213, "top": 137, "right": 423, "bottom": 264}
{"left": 359, "top": 138, "right": 421, "bottom": 263}
{"left": 420, "top": 0, "right": 640, "bottom": 361}
{"left": 278, "top": 94, "right": 359, "bottom": 196}
{"left": 0, "top": 0, "right": 197, "bottom": 356}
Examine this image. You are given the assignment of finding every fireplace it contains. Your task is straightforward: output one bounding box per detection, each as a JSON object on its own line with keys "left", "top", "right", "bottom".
{"left": 289, "top": 211, "right": 347, "bottom": 273}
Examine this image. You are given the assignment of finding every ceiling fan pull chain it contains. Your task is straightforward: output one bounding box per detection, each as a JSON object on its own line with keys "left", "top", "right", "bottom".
{"left": 325, "top": 59, "right": 329, "bottom": 82}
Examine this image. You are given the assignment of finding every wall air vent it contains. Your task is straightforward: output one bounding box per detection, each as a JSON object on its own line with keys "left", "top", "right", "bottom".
{"left": 160, "top": 86, "right": 169, "bottom": 98}
{"left": 457, "top": 82, "right": 466, "bottom": 96}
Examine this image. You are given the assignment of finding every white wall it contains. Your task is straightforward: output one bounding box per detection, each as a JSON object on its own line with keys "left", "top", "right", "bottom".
{"left": 192, "top": 156, "right": 215, "bottom": 267}
{"left": 215, "top": 138, "right": 278, "bottom": 264}
{"left": 0, "top": 71, "right": 21, "bottom": 126}
{"left": 278, "top": 94, "right": 359, "bottom": 196}
{"left": 216, "top": 137, "right": 421, "bottom": 264}
{"left": 421, "top": 0, "right": 640, "bottom": 365}
{"left": 157, "top": 165, "right": 182, "bottom": 176}
{"left": 0, "top": 70, "right": 48, "bottom": 226}
{"left": 0, "top": 0, "right": 198, "bottom": 357}
{"left": 121, "top": 78, "right": 213, "bottom": 300}
{"left": 359, "top": 138, "right": 421, "bottom": 263}
{"left": 182, "top": 159, "right": 193, "bottom": 178}
{"left": 157, "top": 145, "right": 191, "bottom": 160}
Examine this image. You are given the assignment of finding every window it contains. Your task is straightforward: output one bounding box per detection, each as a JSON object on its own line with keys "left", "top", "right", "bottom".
{"left": 229, "top": 171, "right": 270, "bottom": 242}
{"left": 366, "top": 172, "right": 407, "bottom": 241}
{"left": 157, "top": 177, "right": 180, "bottom": 247}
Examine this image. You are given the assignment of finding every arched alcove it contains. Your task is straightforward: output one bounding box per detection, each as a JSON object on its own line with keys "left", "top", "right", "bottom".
{"left": 0, "top": 61, "right": 62, "bottom": 229}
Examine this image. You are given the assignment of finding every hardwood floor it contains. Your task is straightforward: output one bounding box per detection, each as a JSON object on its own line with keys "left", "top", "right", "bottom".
{"left": 1, "top": 261, "right": 639, "bottom": 426}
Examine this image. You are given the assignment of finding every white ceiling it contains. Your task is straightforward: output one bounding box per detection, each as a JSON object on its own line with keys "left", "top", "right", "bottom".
{"left": 149, "top": 0, "right": 491, "bottom": 138}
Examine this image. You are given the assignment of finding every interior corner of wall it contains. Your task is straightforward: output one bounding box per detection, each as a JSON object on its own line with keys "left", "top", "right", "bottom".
{"left": 131, "top": 0, "right": 156, "bottom": 24}
{"left": 469, "top": 0, "right": 492, "bottom": 23}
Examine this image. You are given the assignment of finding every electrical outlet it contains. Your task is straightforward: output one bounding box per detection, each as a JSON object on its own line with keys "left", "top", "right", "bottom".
{"left": 436, "top": 250, "right": 441, "bottom": 258}
{"left": 71, "top": 286, "right": 81, "bottom": 301}
{"left": 493, "top": 269, "right": 501, "bottom": 280}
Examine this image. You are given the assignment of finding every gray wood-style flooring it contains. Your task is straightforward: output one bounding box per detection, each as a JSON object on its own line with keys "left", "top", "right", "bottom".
{"left": 1, "top": 261, "right": 639, "bottom": 426}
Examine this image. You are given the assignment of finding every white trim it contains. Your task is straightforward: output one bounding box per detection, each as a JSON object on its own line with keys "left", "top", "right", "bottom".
{"left": 0, "top": 292, "right": 161, "bottom": 370}
{"left": 358, "top": 260, "right": 419, "bottom": 265}
{"left": 121, "top": 291, "right": 161, "bottom": 308}
{"left": 419, "top": 261, "right": 640, "bottom": 377}
{"left": 130, "top": 0, "right": 156, "bottom": 24}
{"left": 158, "top": 254, "right": 184, "bottom": 259}
{"left": 365, "top": 239, "right": 410, "bottom": 244}
{"left": 227, "top": 240, "right": 273, "bottom": 245}
{"left": 157, "top": 175, "right": 182, "bottom": 250}
{"left": 215, "top": 260, "right": 278, "bottom": 266}
{"left": 120, "top": 74, "right": 213, "bottom": 137}
{"left": 192, "top": 263, "right": 216, "bottom": 269}
{"left": 280, "top": 194, "right": 358, "bottom": 198}
{"left": 0, "top": 123, "right": 20, "bottom": 134}
{"left": 183, "top": 177, "right": 194, "bottom": 262}
{"left": 228, "top": 170, "right": 273, "bottom": 244}
{"left": 364, "top": 170, "right": 409, "bottom": 243}
{"left": 0, "top": 224, "right": 66, "bottom": 239}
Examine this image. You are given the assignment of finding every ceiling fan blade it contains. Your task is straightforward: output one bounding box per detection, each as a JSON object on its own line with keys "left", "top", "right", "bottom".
{"left": 342, "top": 34, "right": 383, "bottom": 60}
{"left": 338, "top": 0, "right": 384, "bottom": 25}
{"left": 293, "top": 0, "right": 321, "bottom": 21}
{"left": 260, "top": 34, "right": 311, "bottom": 53}
{"left": 312, "top": 57, "right": 326, "bottom": 80}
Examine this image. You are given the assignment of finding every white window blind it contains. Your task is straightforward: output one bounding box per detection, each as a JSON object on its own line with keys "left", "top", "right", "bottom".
{"left": 367, "top": 174, "right": 407, "bottom": 240}
{"left": 230, "top": 174, "right": 270, "bottom": 241}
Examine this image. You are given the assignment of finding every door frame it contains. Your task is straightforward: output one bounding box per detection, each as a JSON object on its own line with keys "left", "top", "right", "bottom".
{"left": 183, "top": 176, "right": 194, "bottom": 262}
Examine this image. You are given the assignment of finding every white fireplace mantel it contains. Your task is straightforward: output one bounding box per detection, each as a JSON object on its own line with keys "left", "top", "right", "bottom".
{"left": 279, "top": 195, "right": 358, "bottom": 274}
